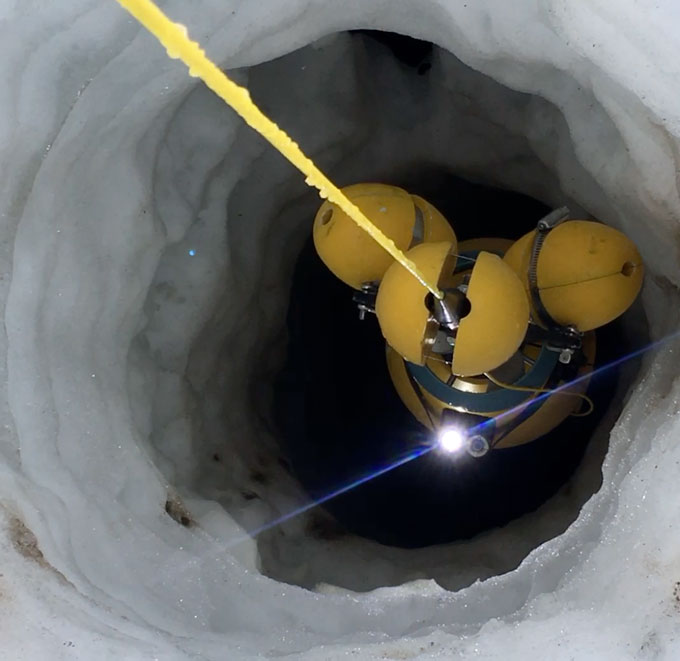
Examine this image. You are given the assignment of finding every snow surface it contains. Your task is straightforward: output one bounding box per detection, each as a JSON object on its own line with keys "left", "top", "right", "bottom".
{"left": 1, "top": 0, "right": 680, "bottom": 659}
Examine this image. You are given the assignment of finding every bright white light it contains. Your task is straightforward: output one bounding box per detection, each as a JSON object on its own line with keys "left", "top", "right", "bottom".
{"left": 438, "top": 427, "right": 466, "bottom": 453}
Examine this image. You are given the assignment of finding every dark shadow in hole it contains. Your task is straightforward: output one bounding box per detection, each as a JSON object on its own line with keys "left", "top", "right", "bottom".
{"left": 351, "top": 30, "right": 434, "bottom": 73}
{"left": 274, "top": 173, "right": 622, "bottom": 548}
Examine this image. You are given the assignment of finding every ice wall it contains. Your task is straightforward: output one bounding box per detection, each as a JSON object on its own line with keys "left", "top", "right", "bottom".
{"left": 1, "top": 0, "right": 680, "bottom": 659}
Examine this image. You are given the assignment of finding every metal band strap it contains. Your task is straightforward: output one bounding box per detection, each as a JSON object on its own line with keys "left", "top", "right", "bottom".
{"left": 404, "top": 360, "right": 437, "bottom": 427}
{"left": 409, "top": 205, "right": 425, "bottom": 248}
{"left": 405, "top": 345, "right": 559, "bottom": 413}
{"left": 528, "top": 207, "right": 570, "bottom": 329}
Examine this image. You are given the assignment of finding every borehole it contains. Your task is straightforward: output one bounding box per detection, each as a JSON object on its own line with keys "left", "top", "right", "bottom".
{"left": 9, "top": 2, "right": 677, "bottom": 655}
{"left": 136, "top": 30, "right": 649, "bottom": 591}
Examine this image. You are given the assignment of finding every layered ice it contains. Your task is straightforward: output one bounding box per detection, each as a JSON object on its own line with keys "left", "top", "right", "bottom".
{"left": 1, "top": 0, "right": 680, "bottom": 659}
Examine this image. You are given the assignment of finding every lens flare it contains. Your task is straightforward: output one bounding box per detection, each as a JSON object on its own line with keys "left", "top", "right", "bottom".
{"left": 225, "top": 332, "right": 679, "bottom": 548}
{"left": 226, "top": 444, "right": 434, "bottom": 548}
{"left": 480, "top": 331, "right": 680, "bottom": 435}
{"left": 438, "top": 427, "right": 466, "bottom": 453}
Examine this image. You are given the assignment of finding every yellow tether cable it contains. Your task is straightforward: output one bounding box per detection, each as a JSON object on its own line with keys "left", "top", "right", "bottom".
{"left": 483, "top": 370, "right": 594, "bottom": 417}
{"left": 115, "top": 0, "right": 444, "bottom": 300}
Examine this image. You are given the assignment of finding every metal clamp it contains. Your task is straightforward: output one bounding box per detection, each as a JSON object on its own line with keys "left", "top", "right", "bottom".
{"left": 353, "top": 282, "right": 378, "bottom": 320}
{"left": 537, "top": 206, "right": 570, "bottom": 231}
{"left": 528, "top": 207, "right": 570, "bottom": 330}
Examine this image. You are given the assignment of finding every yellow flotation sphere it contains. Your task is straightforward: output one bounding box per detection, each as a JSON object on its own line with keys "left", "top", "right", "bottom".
{"left": 504, "top": 220, "right": 644, "bottom": 331}
{"left": 375, "top": 241, "right": 457, "bottom": 365}
{"left": 452, "top": 252, "right": 530, "bottom": 377}
{"left": 313, "top": 183, "right": 455, "bottom": 290}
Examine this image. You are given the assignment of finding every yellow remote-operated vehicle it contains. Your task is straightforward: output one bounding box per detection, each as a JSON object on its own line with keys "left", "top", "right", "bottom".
{"left": 313, "top": 183, "right": 643, "bottom": 458}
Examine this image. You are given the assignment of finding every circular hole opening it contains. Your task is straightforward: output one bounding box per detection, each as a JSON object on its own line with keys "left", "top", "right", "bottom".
{"left": 320, "top": 208, "right": 334, "bottom": 225}
{"left": 424, "top": 290, "right": 472, "bottom": 322}
{"left": 621, "top": 261, "right": 636, "bottom": 277}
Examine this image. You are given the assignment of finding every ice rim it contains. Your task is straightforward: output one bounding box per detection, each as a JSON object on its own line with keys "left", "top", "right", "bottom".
{"left": 1, "top": 0, "right": 680, "bottom": 659}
